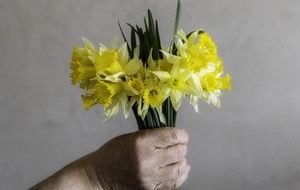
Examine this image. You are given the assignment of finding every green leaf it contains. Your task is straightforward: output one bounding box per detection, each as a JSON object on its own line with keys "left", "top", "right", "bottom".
{"left": 172, "top": 0, "right": 181, "bottom": 43}
{"left": 118, "top": 21, "right": 132, "bottom": 57}
{"left": 130, "top": 27, "right": 137, "bottom": 58}
{"left": 155, "top": 20, "right": 163, "bottom": 59}
{"left": 118, "top": 20, "right": 127, "bottom": 43}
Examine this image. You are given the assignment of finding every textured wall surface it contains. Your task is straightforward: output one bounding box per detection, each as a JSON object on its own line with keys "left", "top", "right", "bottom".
{"left": 1, "top": 0, "right": 300, "bottom": 189}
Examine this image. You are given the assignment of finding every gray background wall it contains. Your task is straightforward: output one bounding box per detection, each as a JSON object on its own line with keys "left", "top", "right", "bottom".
{"left": 1, "top": 0, "right": 300, "bottom": 189}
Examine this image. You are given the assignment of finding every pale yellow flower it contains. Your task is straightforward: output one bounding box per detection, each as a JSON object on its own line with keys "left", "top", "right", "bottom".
{"left": 176, "top": 30, "right": 221, "bottom": 73}
{"left": 126, "top": 75, "right": 145, "bottom": 96}
{"left": 154, "top": 50, "right": 207, "bottom": 111}
{"left": 90, "top": 43, "right": 143, "bottom": 83}
{"left": 139, "top": 82, "right": 165, "bottom": 122}
{"left": 92, "top": 81, "right": 122, "bottom": 108}
{"left": 70, "top": 38, "right": 98, "bottom": 89}
{"left": 201, "top": 72, "right": 231, "bottom": 93}
{"left": 70, "top": 25, "right": 231, "bottom": 122}
{"left": 189, "top": 62, "right": 231, "bottom": 109}
{"left": 152, "top": 55, "right": 193, "bottom": 110}
{"left": 143, "top": 86, "right": 164, "bottom": 108}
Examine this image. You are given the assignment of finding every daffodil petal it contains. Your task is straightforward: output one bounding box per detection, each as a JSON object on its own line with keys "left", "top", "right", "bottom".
{"left": 133, "top": 46, "right": 140, "bottom": 60}
{"left": 82, "top": 37, "right": 95, "bottom": 49}
{"left": 147, "top": 49, "right": 156, "bottom": 70}
{"left": 104, "top": 101, "right": 120, "bottom": 120}
{"left": 175, "top": 39, "right": 187, "bottom": 58}
{"left": 187, "top": 30, "right": 200, "bottom": 45}
{"left": 104, "top": 72, "right": 125, "bottom": 82}
{"left": 177, "top": 29, "right": 187, "bottom": 42}
{"left": 123, "top": 59, "right": 142, "bottom": 75}
{"left": 161, "top": 51, "right": 181, "bottom": 65}
{"left": 156, "top": 106, "right": 166, "bottom": 124}
{"left": 118, "top": 43, "right": 129, "bottom": 65}
{"left": 110, "top": 36, "right": 120, "bottom": 49}
{"left": 151, "top": 71, "right": 171, "bottom": 81}
{"left": 210, "top": 94, "right": 220, "bottom": 108}
{"left": 170, "top": 90, "right": 183, "bottom": 111}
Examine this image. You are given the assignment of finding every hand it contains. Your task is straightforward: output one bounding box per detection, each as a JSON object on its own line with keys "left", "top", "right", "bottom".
{"left": 83, "top": 127, "right": 190, "bottom": 190}
{"left": 30, "top": 127, "right": 190, "bottom": 190}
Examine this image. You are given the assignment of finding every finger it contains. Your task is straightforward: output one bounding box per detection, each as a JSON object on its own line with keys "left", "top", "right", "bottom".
{"left": 174, "top": 164, "right": 190, "bottom": 188}
{"left": 155, "top": 164, "right": 190, "bottom": 190}
{"left": 156, "top": 159, "right": 188, "bottom": 181}
{"left": 142, "top": 127, "right": 189, "bottom": 148}
{"left": 155, "top": 144, "right": 187, "bottom": 167}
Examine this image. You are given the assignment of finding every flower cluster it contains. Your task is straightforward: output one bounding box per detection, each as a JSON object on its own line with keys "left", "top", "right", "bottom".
{"left": 70, "top": 29, "right": 231, "bottom": 122}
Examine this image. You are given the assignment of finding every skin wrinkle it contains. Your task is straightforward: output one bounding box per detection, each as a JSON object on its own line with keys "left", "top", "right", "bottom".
{"left": 89, "top": 159, "right": 105, "bottom": 190}
{"left": 80, "top": 164, "right": 99, "bottom": 190}
{"left": 177, "top": 161, "right": 180, "bottom": 176}
{"left": 171, "top": 128, "right": 179, "bottom": 143}
{"left": 154, "top": 182, "right": 162, "bottom": 190}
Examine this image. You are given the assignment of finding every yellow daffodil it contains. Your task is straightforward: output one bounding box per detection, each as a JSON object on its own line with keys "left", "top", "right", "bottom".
{"left": 85, "top": 75, "right": 131, "bottom": 119}
{"left": 197, "top": 65, "right": 231, "bottom": 107}
{"left": 90, "top": 43, "right": 143, "bottom": 83}
{"left": 152, "top": 52, "right": 194, "bottom": 111}
{"left": 143, "top": 86, "right": 164, "bottom": 108}
{"left": 138, "top": 83, "right": 165, "bottom": 122}
{"left": 93, "top": 49, "right": 123, "bottom": 74}
{"left": 201, "top": 72, "right": 231, "bottom": 93}
{"left": 70, "top": 47, "right": 83, "bottom": 85}
{"left": 175, "top": 30, "right": 221, "bottom": 73}
{"left": 92, "top": 81, "right": 122, "bottom": 108}
{"left": 70, "top": 39, "right": 98, "bottom": 89}
{"left": 104, "top": 89, "right": 130, "bottom": 120}
{"left": 126, "top": 75, "right": 145, "bottom": 96}
{"left": 70, "top": 7, "right": 231, "bottom": 127}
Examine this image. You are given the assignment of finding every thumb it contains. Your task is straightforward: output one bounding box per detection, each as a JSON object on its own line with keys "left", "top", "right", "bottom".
{"left": 141, "top": 127, "right": 189, "bottom": 148}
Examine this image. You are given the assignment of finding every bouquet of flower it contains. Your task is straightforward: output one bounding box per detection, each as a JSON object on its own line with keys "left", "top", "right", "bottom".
{"left": 70, "top": 0, "right": 231, "bottom": 130}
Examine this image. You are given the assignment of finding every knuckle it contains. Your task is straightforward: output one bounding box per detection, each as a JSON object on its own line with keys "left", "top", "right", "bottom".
{"left": 172, "top": 163, "right": 181, "bottom": 177}
{"left": 169, "top": 160, "right": 187, "bottom": 179}
{"left": 132, "top": 136, "right": 147, "bottom": 163}
{"left": 134, "top": 132, "right": 148, "bottom": 151}
{"left": 171, "top": 128, "right": 179, "bottom": 142}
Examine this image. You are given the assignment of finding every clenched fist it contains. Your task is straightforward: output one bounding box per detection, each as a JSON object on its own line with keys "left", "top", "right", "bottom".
{"left": 30, "top": 127, "right": 190, "bottom": 190}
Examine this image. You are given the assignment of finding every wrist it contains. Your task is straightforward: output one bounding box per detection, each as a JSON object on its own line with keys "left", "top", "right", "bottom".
{"left": 30, "top": 157, "right": 104, "bottom": 190}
